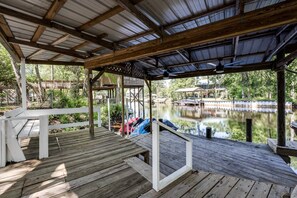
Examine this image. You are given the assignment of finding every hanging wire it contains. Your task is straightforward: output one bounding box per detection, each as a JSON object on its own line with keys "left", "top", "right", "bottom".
{"left": 286, "top": 68, "right": 297, "bottom": 74}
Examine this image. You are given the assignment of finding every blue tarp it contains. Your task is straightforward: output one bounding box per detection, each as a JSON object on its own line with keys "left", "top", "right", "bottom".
{"left": 130, "top": 118, "right": 178, "bottom": 137}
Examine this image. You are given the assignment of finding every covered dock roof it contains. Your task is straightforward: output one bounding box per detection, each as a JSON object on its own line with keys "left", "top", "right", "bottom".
{"left": 0, "top": 0, "right": 296, "bottom": 80}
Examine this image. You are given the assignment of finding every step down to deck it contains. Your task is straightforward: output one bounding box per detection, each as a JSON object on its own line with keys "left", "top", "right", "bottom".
{"left": 268, "top": 138, "right": 297, "bottom": 157}
{"left": 124, "top": 157, "right": 165, "bottom": 183}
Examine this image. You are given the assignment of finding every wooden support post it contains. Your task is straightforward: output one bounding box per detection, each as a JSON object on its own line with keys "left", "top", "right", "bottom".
{"left": 20, "top": 59, "right": 27, "bottom": 109}
{"left": 246, "top": 118, "right": 252, "bottom": 142}
{"left": 142, "top": 87, "right": 145, "bottom": 118}
{"left": 107, "top": 98, "right": 111, "bottom": 131}
{"left": 121, "top": 75, "right": 125, "bottom": 137}
{"left": 277, "top": 52, "right": 286, "bottom": 147}
{"left": 206, "top": 127, "right": 212, "bottom": 139}
{"left": 39, "top": 115, "right": 49, "bottom": 159}
{"left": 149, "top": 80, "right": 152, "bottom": 132}
{"left": 87, "top": 69, "right": 95, "bottom": 139}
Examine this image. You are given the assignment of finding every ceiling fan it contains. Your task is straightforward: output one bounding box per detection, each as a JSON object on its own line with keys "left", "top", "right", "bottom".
{"left": 156, "top": 68, "right": 184, "bottom": 79}
{"left": 207, "top": 59, "right": 243, "bottom": 73}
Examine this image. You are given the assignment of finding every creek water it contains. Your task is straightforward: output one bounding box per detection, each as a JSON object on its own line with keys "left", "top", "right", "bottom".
{"left": 144, "top": 103, "right": 297, "bottom": 171}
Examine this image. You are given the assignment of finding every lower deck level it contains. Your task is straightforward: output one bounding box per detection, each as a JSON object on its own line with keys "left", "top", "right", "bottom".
{"left": 0, "top": 128, "right": 296, "bottom": 197}
{"left": 130, "top": 131, "right": 297, "bottom": 188}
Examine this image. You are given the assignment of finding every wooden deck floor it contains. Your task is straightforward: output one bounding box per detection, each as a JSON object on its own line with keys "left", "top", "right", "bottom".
{"left": 0, "top": 128, "right": 151, "bottom": 198}
{"left": 0, "top": 128, "right": 296, "bottom": 198}
{"left": 130, "top": 131, "right": 297, "bottom": 188}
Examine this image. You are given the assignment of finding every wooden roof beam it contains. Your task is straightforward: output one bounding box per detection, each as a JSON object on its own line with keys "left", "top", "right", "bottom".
{"left": 78, "top": 0, "right": 144, "bottom": 31}
{"left": 0, "top": 15, "right": 23, "bottom": 61}
{"left": 265, "top": 25, "right": 297, "bottom": 61}
{"left": 85, "top": 1, "right": 297, "bottom": 69}
{"left": 31, "top": 0, "right": 67, "bottom": 42}
{"left": 8, "top": 38, "right": 89, "bottom": 59}
{"left": 117, "top": 0, "right": 164, "bottom": 37}
{"left": 27, "top": 34, "right": 70, "bottom": 59}
{"left": 49, "top": 41, "right": 89, "bottom": 61}
{"left": 25, "top": 59, "right": 83, "bottom": 66}
{"left": 0, "top": 5, "right": 114, "bottom": 50}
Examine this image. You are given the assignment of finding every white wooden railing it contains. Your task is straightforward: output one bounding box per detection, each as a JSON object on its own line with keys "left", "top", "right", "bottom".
{"left": 152, "top": 121, "right": 192, "bottom": 191}
{"left": 26, "top": 106, "right": 101, "bottom": 129}
{"left": 0, "top": 106, "right": 101, "bottom": 167}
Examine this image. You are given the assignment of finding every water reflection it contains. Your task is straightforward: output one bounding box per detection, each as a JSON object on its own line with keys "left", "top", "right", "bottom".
{"left": 146, "top": 104, "right": 296, "bottom": 144}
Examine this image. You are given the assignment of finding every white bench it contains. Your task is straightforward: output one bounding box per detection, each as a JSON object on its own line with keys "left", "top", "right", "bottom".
{"left": 0, "top": 106, "right": 101, "bottom": 167}
{"left": 0, "top": 108, "right": 49, "bottom": 166}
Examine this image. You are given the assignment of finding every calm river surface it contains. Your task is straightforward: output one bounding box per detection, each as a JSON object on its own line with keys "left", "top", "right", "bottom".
{"left": 144, "top": 103, "right": 297, "bottom": 170}
{"left": 146, "top": 103, "right": 296, "bottom": 144}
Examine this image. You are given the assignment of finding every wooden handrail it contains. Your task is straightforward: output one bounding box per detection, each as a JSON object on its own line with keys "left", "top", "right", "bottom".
{"left": 157, "top": 121, "right": 191, "bottom": 142}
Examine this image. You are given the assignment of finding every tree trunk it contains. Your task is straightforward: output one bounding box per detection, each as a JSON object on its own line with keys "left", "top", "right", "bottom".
{"left": 10, "top": 58, "right": 22, "bottom": 102}
{"left": 35, "top": 64, "right": 45, "bottom": 103}
{"left": 82, "top": 69, "right": 88, "bottom": 96}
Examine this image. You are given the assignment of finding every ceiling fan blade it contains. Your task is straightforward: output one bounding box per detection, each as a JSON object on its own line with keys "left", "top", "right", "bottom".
{"left": 171, "top": 71, "right": 184, "bottom": 74}
{"left": 224, "top": 60, "right": 243, "bottom": 66}
{"left": 224, "top": 66, "right": 243, "bottom": 68}
{"left": 207, "top": 63, "right": 217, "bottom": 67}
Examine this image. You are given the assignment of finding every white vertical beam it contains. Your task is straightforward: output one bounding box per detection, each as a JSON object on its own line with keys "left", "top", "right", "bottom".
{"left": 39, "top": 115, "right": 49, "bottom": 159}
{"left": 108, "top": 98, "right": 111, "bottom": 131}
{"left": 97, "top": 107, "right": 101, "bottom": 127}
{"left": 0, "top": 120, "right": 6, "bottom": 167}
{"left": 152, "top": 121, "right": 160, "bottom": 191}
{"left": 186, "top": 140, "right": 193, "bottom": 169}
{"left": 21, "top": 59, "right": 27, "bottom": 109}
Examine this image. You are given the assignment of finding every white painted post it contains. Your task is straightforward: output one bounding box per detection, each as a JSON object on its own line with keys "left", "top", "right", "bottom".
{"left": 0, "top": 120, "right": 6, "bottom": 167}
{"left": 152, "top": 121, "right": 160, "bottom": 191}
{"left": 39, "top": 115, "right": 49, "bottom": 159}
{"left": 97, "top": 107, "right": 101, "bottom": 127}
{"left": 186, "top": 140, "right": 193, "bottom": 169}
{"left": 20, "top": 59, "right": 27, "bottom": 109}
{"left": 108, "top": 98, "right": 111, "bottom": 131}
{"left": 6, "top": 121, "right": 25, "bottom": 162}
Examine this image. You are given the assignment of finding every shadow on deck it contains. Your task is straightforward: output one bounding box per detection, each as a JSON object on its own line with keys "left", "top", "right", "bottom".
{"left": 0, "top": 128, "right": 150, "bottom": 197}
{"left": 0, "top": 128, "right": 296, "bottom": 197}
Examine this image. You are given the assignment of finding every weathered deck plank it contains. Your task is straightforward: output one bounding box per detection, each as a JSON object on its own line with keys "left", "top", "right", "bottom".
{"left": 130, "top": 131, "right": 297, "bottom": 188}
{"left": 1, "top": 127, "right": 295, "bottom": 198}
{"left": 0, "top": 127, "right": 151, "bottom": 198}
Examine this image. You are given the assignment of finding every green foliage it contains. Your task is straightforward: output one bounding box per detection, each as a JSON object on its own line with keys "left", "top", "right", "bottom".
{"left": 0, "top": 45, "right": 15, "bottom": 86}
{"left": 101, "top": 103, "right": 122, "bottom": 126}
{"left": 53, "top": 91, "right": 87, "bottom": 108}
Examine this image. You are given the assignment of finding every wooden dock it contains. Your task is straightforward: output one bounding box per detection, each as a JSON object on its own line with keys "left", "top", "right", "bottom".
{"left": 130, "top": 131, "right": 297, "bottom": 188}
{"left": 0, "top": 127, "right": 296, "bottom": 197}
{"left": 0, "top": 128, "right": 150, "bottom": 198}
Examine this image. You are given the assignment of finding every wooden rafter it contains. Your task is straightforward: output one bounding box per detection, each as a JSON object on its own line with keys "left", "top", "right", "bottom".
{"left": 31, "top": 0, "right": 67, "bottom": 42}
{"left": 265, "top": 25, "right": 297, "bottom": 61}
{"left": 27, "top": 34, "right": 70, "bottom": 59}
{"left": 232, "top": 0, "right": 243, "bottom": 62}
{"left": 85, "top": 1, "right": 297, "bottom": 69}
{"left": 77, "top": 0, "right": 144, "bottom": 31}
{"left": 25, "top": 59, "right": 83, "bottom": 66}
{"left": 0, "top": 5, "right": 114, "bottom": 50}
{"left": 8, "top": 38, "right": 89, "bottom": 59}
{"left": 49, "top": 41, "right": 89, "bottom": 61}
{"left": 0, "top": 15, "right": 23, "bottom": 61}
{"left": 117, "top": 0, "right": 164, "bottom": 37}
{"left": 117, "top": 1, "right": 235, "bottom": 44}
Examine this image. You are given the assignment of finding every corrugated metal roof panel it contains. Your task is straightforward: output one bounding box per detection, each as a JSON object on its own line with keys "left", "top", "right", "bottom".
{"left": 0, "top": 0, "right": 50, "bottom": 17}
